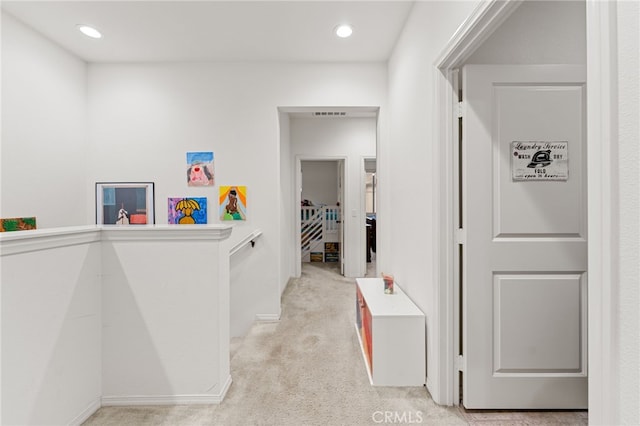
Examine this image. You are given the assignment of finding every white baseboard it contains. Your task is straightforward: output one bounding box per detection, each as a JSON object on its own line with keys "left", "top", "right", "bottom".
{"left": 102, "top": 375, "right": 233, "bottom": 406}
{"left": 256, "top": 313, "right": 280, "bottom": 322}
{"left": 69, "top": 398, "right": 101, "bottom": 425}
{"left": 218, "top": 374, "right": 233, "bottom": 401}
{"left": 102, "top": 394, "right": 220, "bottom": 406}
{"left": 426, "top": 377, "right": 435, "bottom": 399}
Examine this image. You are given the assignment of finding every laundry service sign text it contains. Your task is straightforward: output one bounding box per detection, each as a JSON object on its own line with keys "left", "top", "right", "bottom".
{"left": 511, "top": 141, "right": 569, "bottom": 181}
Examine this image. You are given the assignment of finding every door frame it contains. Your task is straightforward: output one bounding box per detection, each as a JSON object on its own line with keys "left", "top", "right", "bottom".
{"left": 433, "top": 0, "right": 524, "bottom": 406}
{"left": 434, "top": 0, "right": 617, "bottom": 419}
{"left": 362, "top": 155, "right": 377, "bottom": 276}
{"left": 295, "top": 156, "right": 348, "bottom": 278}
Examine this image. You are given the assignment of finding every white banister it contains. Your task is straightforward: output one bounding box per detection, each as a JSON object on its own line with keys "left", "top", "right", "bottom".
{"left": 300, "top": 206, "right": 340, "bottom": 262}
{"left": 229, "top": 229, "right": 263, "bottom": 256}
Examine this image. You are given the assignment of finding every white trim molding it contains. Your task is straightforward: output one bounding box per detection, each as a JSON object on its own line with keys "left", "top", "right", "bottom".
{"left": 586, "top": 1, "right": 620, "bottom": 424}
{"left": 102, "top": 376, "right": 233, "bottom": 406}
{"left": 435, "top": 0, "right": 523, "bottom": 70}
{"left": 68, "top": 398, "right": 102, "bottom": 426}
{"left": 0, "top": 225, "right": 101, "bottom": 256}
{"left": 256, "top": 313, "right": 281, "bottom": 322}
{"left": 101, "top": 224, "right": 232, "bottom": 242}
{"left": 0, "top": 224, "right": 233, "bottom": 256}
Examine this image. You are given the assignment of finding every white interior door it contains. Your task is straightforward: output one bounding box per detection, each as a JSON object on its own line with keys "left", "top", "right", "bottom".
{"left": 462, "top": 65, "right": 587, "bottom": 409}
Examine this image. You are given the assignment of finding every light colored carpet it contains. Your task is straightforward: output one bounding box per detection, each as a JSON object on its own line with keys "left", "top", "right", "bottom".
{"left": 83, "top": 262, "right": 587, "bottom": 425}
{"left": 84, "top": 262, "right": 466, "bottom": 426}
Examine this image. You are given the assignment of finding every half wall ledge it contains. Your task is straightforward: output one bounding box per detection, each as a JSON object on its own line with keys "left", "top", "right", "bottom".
{"left": 0, "top": 224, "right": 233, "bottom": 256}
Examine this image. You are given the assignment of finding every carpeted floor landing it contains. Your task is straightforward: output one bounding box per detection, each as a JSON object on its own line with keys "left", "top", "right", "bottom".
{"left": 84, "top": 262, "right": 466, "bottom": 425}
{"left": 84, "top": 262, "right": 588, "bottom": 425}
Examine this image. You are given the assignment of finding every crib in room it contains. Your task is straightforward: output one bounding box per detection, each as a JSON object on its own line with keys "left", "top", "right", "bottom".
{"left": 301, "top": 205, "right": 341, "bottom": 263}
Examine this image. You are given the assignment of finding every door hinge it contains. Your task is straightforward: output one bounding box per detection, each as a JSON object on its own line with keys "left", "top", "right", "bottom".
{"left": 456, "top": 228, "right": 466, "bottom": 244}
{"left": 457, "top": 355, "right": 465, "bottom": 372}
{"left": 457, "top": 101, "right": 465, "bottom": 118}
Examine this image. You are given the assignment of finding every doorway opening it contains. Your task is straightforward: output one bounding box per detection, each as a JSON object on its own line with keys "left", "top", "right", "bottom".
{"left": 300, "top": 159, "right": 345, "bottom": 275}
{"left": 364, "top": 157, "right": 377, "bottom": 277}
{"left": 284, "top": 107, "right": 379, "bottom": 279}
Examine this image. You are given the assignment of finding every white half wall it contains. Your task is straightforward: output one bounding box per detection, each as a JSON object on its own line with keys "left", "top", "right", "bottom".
{"left": 1, "top": 12, "right": 88, "bottom": 228}
{"left": 0, "top": 225, "right": 232, "bottom": 423}
{"left": 100, "top": 226, "right": 232, "bottom": 405}
{"left": 1, "top": 228, "right": 102, "bottom": 425}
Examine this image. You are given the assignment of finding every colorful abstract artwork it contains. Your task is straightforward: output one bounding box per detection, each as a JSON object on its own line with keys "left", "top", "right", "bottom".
{"left": 168, "top": 197, "right": 207, "bottom": 224}
{"left": 0, "top": 217, "right": 36, "bottom": 232}
{"left": 186, "top": 152, "right": 214, "bottom": 187}
{"left": 96, "top": 182, "right": 155, "bottom": 225}
{"left": 219, "top": 186, "right": 247, "bottom": 221}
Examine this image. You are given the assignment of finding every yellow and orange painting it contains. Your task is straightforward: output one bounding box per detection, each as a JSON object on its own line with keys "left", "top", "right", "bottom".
{"left": 219, "top": 186, "right": 246, "bottom": 221}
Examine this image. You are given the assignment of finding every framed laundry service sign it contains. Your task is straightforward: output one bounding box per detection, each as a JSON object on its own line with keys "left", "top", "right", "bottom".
{"left": 511, "top": 141, "right": 569, "bottom": 181}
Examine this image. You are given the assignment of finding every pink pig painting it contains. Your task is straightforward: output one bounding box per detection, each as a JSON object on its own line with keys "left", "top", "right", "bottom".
{"left": 186, "top": 152, "right": 214, "bottom": 187}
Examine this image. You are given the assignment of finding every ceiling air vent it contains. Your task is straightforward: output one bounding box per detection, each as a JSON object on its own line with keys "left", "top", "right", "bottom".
{"left": 313, "top": 111, "right": 347, "bottom": 117}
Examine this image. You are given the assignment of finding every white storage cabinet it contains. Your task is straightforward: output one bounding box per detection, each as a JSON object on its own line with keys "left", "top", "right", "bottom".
{"left": 355, "top": 278, "right": 426, "bottom": 386}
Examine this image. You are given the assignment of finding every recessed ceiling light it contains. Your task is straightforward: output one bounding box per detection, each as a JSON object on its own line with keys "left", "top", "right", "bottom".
{"left": 335, "top": 24, "right": 353, "bottom": 38}
{"left": 77, "top": 25, "right": 102, "bottom": 39}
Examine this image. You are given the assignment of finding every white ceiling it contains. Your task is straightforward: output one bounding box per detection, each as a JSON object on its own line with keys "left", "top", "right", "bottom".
{"left": 1, "top": 1, "right": 415, "bottom": 63}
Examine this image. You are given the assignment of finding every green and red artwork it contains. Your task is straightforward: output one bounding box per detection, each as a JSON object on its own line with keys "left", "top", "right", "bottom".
{"left": 0, "top": 217, "right": 36, "bottom": 232}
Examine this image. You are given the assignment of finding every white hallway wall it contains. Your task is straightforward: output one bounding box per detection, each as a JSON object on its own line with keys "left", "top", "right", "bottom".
{"left": 88, "top": 63, "right": 386, "bottom": 320}
{"left": 383, "top": 0, "right": 478, "bottom": 398}
{"left": 302, "top": 160, "right": 338, "bottom": 206}
{"left": 291, "top": 117, "right": 376, "bottom": 277}
{"left": 1, "top": 12, "right": 88, "bottom": 227}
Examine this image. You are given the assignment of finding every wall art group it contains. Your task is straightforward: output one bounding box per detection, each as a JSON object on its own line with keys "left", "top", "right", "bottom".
{"left": 94, "top": 152, "right": 250, "bottom": 225}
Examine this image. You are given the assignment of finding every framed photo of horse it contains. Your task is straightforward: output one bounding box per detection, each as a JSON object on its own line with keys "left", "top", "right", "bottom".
{"left": 95, "top": 182, "right": 155, "bottom": 225}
